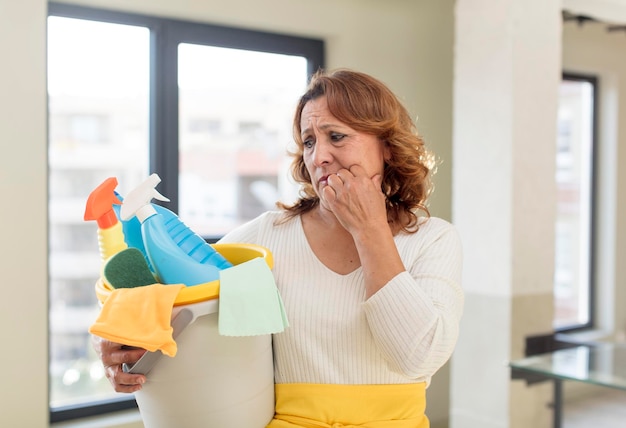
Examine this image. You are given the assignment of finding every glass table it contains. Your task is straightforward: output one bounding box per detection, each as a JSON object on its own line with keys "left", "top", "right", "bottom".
{"left": 509, "top": 342, "right": 626, "bottom": 428}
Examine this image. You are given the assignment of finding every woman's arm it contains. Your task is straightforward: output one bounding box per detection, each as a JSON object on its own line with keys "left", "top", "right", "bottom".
{"left": 362, "top": 220, "right": 464, "bottom": 378}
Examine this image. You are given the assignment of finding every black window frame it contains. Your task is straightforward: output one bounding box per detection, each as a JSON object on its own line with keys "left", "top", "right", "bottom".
{"left": 554, "top": 72, "right": 598, "bottom": 334}
{"left": 47, "top": 2, "right": 324, "bottom": 422}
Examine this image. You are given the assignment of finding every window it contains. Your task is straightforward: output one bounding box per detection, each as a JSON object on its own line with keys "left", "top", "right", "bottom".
{"left": 48, "top": 3, "right": 324, "bottom": 422}
{"left": 553, "top": 73, "right": 597, "bottom": 331}
{"left": 47, "top": 13, "right": 151, "bottom": 420}
{"left": 177, "top": 43, "right": 310, "bottom": 237}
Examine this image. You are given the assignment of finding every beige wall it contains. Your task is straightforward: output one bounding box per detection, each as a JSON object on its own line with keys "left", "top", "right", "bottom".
{"left": 0, "top": 0, "right": 49, "bottom": 427}
{"left": 0, "top": 0, "right": 455, "bottom": 427}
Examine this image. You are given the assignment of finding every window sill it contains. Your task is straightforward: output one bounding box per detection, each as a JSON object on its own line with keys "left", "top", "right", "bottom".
{"left": 556, "top": 329, "right": 626, "bottom": 345}
{"left": 51, "top": 409, "right": 143, "bottom": 428}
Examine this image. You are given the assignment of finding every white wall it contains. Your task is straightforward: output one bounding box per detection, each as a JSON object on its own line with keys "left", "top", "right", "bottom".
{"left": 0, "top": 0, "right": 456, "bottom": 427}
{"left": 450, "top": 1, "right": 561, "bottom": 426}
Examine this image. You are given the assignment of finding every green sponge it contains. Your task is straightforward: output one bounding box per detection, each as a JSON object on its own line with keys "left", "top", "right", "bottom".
{"left": 103, "top": 248, "right": 156, "bottom": 289}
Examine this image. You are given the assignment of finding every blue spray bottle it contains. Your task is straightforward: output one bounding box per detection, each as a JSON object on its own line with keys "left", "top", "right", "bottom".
{"left": 120, "top": 173, "right": 231, "bottom": 286}
{"left": 113, "top": 192, "right": 232, "bottom": 271}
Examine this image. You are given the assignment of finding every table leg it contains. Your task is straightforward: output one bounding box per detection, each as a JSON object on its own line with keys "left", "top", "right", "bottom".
{"left": 552, "top": 378, "right": 563, "bottom": 428}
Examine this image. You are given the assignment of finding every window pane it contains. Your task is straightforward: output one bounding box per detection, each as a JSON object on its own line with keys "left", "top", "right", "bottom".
{"left": 48, "top": 16, "right": 150, "bottom": 408}
{"left": 553, "top": 78, "right": 594, "bottom": 330}
{"left": 178, "top": 44, "right": 307, "bottom": 237}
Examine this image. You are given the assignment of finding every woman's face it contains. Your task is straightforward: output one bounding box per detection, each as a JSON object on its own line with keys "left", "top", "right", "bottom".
{"left": 300, "top": 96, "right": 389, "bottom": 200}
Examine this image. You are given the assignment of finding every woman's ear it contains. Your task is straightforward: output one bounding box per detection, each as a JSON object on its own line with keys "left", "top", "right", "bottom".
{"left": 383, "top": 141, "right": 392, "bottom": 161}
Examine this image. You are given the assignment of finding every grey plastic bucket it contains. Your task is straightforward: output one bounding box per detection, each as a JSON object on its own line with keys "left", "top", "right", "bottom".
{"left": 130, "top": 299, "right": 274, "bottom": 428}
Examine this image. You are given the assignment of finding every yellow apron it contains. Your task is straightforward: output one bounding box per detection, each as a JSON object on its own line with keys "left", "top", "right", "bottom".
{"left": 267, "top": 383, "right": 429, "bottom": 428}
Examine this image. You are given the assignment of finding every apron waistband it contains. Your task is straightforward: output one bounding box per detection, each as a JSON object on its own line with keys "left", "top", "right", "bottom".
{"left": 267, "top": 383, "right": 429, "bottom": 428}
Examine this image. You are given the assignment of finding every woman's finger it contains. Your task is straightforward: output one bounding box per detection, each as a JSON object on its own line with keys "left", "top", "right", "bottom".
{"left": 104, "top": 362, "right": 146, "bottom": 393}
{"left": 95, "top": 337, "right": 147, "bottom": 392}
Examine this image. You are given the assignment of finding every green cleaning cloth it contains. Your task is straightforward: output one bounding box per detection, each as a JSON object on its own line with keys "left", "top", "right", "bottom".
{"left": 218, "top": 257, "right": 289, "bottom": 336}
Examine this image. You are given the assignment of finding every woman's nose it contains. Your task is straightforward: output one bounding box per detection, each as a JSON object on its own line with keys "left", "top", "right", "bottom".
{"left": 312, "top": 139, "right": 333, "bottom": 166}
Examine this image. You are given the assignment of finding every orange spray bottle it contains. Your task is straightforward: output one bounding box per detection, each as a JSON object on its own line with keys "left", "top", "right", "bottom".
{"left": 84, "top": 177, "right": 128, "bottom": 262}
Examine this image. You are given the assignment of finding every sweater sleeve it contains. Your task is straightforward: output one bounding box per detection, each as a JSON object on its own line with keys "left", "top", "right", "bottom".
{"left": 362, "top": 220, "right": 464, "bottom": 379}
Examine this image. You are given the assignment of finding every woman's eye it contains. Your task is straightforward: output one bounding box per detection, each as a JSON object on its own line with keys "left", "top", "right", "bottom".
{"left": 303, "top": 138, "right": 314, "bottom": 149}
{"left": 330, "top": 133, "right": 345, "bottom": 142}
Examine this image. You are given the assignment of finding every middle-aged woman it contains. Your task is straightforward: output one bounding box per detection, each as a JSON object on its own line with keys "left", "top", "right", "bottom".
{"left": 95, "top": 68, "right": 464, "bottom": 428}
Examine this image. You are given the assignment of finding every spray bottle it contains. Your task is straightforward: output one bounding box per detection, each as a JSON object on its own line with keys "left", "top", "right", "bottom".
{"left": 113, "top": 192, "right": 232, "bottom": 271}
{"left": 112, "top": 193, "right": 152, "bottom": 269}
{"left": 84, "top": 177, "right": 128, "bottom": 262}
{"left": 120, "top": 174, "right": 231, "bottom": 285}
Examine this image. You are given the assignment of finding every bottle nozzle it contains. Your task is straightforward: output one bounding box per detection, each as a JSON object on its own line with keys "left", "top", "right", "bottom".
{"left": 84, "top": 177, "right": 123, "bottom": 228}
{"left": 120, "top": 173, "right": 170, "bottom": 222}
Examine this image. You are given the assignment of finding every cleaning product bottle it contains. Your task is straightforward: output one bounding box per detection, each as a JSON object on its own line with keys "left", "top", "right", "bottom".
{"left": 120, "top": 173, "right": 231, "bottom": 286}
{"left": 112, "top": 193, "right": 153, "bottom": 270}
{"left": 162, "top": 209, "right": 233, "bottom": 269}
{"left": 84, "top": 177, "right": 128, "bottom": 262}
{"left": 113, "top": 193, "right": 232, "bottom": 270}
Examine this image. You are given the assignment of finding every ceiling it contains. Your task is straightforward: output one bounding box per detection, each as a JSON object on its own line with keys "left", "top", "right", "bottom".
{"left": 562, "top": 0, "right": 626, "bottom": 24}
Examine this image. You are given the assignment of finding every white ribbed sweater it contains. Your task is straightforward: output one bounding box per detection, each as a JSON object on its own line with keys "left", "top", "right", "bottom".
{"left": 220, "top": 211, "right": 463, "bottom": 386}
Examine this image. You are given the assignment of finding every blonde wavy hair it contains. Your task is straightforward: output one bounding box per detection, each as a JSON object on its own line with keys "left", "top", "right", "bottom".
{"left": 277, "top": 68, "right": 436, "bottom": 232}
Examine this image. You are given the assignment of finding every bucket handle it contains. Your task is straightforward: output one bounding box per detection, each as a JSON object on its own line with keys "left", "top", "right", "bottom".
{"left": 123, "top": 298, "right": 218, "bottom": 374}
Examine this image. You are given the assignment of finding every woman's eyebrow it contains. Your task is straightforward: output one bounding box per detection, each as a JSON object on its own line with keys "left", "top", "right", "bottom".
{"left": 301, "top": 121, "right": 346, "bottom": 137}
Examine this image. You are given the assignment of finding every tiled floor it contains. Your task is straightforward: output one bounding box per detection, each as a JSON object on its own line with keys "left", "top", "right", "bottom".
{"left": 563, "top": 389, "right": 626, "bottom": 427}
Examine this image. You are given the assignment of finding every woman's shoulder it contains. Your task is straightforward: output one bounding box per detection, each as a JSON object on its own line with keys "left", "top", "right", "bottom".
{"left": 416, "top": 216, "right": 456, "bottom": 234}
{"left": 410, "top": 216, "right": 462, "bottom": 247}
{"left": 240, "top": 210, "right": 289, "bottom": 227}
{"left": 250, "top": 210, "right": 294, "bottom": 228}
{"left": 219, "top": 210, "right": 294, "bottom": 243}
{"left": 396, "top": 216, "right": 462, "bottom": 265}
